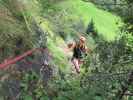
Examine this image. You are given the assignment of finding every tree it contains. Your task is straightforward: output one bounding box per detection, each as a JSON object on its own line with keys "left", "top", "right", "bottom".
{"left": 81, "top": 35, "right": 133, "bottom": 99}
{"left": 86, "top": 19, "right": 98, "bottom": 39}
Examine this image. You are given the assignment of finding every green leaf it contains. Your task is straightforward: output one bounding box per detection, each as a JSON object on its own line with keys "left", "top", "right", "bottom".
{"left": 40, "top": 96, "right": 49, "bottom": 100}
{"left": 24, "top": 95, "right": 33, "bottom": 100}
{"left": 95, "top": 96, "right": 102, "bottom": 100}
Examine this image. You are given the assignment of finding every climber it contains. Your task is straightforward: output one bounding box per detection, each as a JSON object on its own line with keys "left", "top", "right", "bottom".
{"left": 68, "top": 36, "right": 91, "bottom": 73}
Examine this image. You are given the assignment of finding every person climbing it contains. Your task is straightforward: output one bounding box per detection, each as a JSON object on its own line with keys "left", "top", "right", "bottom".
{"left": 68, "top": 36, "right": 91, "bottom": 73}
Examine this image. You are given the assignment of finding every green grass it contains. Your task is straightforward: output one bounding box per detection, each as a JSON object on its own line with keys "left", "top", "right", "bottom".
{"left": 55, "top": 0, "right": 122, "bottom": 40}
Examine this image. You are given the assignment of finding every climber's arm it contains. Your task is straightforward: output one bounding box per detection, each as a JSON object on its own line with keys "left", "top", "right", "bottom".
{"left": 64, "top": 42, "right": 76, "bottom": 53}
{"left": 85, "top": 46, "right": 92, "bottom": 54}
{"left": 67, "top": 42, "right": 76, "bottom": 51}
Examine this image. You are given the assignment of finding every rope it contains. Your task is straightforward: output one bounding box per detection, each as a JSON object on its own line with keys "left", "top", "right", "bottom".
{"left": 0, "top": 48, "right": 50, "bottom": 69}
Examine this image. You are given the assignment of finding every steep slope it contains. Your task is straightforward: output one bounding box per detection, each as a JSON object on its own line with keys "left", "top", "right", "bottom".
{"left": 37, "top": 0, "right": 123, "bottom": 73}
{"left": 41, "top": 0, "right": 123, "bottom": 71}
{"left": 50, "top": 0, "right": 122, "bottom": 41}
{"left": 1, "top": 0, "right": 129, "bottom": 100}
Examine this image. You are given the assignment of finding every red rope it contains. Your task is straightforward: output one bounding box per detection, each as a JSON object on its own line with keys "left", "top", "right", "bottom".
{"left": 0, "top": 48, "right": 49, "bottom": 69}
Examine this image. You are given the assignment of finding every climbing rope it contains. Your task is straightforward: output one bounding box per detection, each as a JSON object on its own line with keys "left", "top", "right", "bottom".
{"left": 0, "top": 48, "right": 51, "bottom": 69}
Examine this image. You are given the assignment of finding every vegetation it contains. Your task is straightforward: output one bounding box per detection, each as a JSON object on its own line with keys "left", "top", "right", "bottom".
{"left": 42, "top": 0, "right": 122, "bottom": 41}
{"left": 0, "top": 0, "right": 132, "bottom": 100}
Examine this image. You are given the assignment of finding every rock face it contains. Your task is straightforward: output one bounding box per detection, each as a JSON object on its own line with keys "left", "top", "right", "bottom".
{"left": 0, "top": 49, "right": 57, "bottom": 100}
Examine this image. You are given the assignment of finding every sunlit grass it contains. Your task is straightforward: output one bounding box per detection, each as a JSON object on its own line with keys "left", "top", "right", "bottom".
{"left": 56, "top": 0, "right": 122, "bottom": 41}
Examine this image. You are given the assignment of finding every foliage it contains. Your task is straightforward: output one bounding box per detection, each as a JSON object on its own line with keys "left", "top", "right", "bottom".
{"left": 87, "top": 0, "right": 133, "bottom": 34}
{"left": 42, "top": 0, "right": 121, "bottom": 41}
{"left": 0, "top": 0, "right": 35, "bottom": 62}
{"left": 38, "top": 0, "right": 62, "bottom": 15}
{"left": 20, "top": 70, "right": 49, "bottom": 100}
{"left": 86, "top": 19, "right": 98, "bottom": 38}
{"left": 81, "top": 34, "right": 133, "bottom": 99}
{"left": 0, "top": 0, "right": 133, "bottom": 100}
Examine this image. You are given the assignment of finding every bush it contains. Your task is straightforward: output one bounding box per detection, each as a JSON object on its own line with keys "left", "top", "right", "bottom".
{"left": 86, "top": 19, "right": 98, "bottom": 39}
{"left": 81, "top": 34, "right": 133, "bottom": 99}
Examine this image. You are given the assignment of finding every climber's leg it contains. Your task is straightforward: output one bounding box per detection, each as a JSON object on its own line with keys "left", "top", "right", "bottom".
{"left": 72, "top": 58, "right": 80, "bottom": 73}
